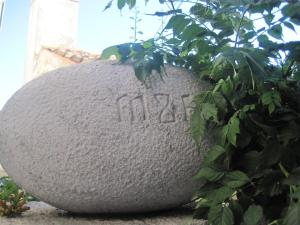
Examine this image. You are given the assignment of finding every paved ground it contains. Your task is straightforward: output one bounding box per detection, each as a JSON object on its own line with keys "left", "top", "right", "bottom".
{"left": 0, "top": 202, "right": 207, "bottom": 225}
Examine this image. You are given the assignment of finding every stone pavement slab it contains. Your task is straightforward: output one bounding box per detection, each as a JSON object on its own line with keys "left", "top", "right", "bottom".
{"left": 0, "top": 202, "right": 207, "bottom": 225}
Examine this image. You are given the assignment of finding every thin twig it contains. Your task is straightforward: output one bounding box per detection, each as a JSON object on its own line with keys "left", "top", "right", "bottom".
{"left": 169, "top": 0, "right": 176, "bottom": 11}
{"left": 250, "top": 8, "right": 282, "bottom": 22}
{"left": 234, "top": 7, "right": 248, "bottom": 48}
{"left": 250, "top": 19, "right": 283, "bottom": 44}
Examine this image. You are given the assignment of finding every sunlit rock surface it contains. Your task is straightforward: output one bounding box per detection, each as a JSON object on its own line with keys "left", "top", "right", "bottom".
{"left": 0, "top": 60, "right": 208, "bottom": 213}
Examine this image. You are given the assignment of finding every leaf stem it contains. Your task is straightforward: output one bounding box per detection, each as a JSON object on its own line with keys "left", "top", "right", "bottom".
{"left": 169, "top": 0, "right": 176, "bottom": 11}
{"left": 245, "top": 56, "right": 256, "bottom": 90}
{"left": 182, "top": 13, "right": 214, "bottom": 35}
{"left": 278, "top": 162, "right": 289, "bottom": 178}
{"left": 268, "top": 220, "right": 279, "bottom": 225}
{"left": 134, "top": 6, "right": 138, "bottom": 42}
{"left": 234, "top": 7, "right": 248, "bottom": 48}
{"left": 250, "top": 8, "right": 282, "bottom": 22}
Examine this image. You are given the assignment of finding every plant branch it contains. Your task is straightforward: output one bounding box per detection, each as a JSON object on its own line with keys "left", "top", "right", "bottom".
{"left": 182, "top": 13, "right": 213, "bottom": 34}
{"left": 250, "top": 8, "right": 282, "bottom": 22}
{"left": 250, "top": 18, "right": 283, "bottom": 44}
{"left": 234, "top": 7, "right": 248, "bottom": 48}
{"left": 169, "top": 0, "right": 176, "bottom": 11}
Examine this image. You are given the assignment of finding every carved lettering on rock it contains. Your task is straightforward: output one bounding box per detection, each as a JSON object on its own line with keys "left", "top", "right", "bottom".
{"left": 116, "top": 93, "right": 193, "bottom": 124}
{"left": 181, "top": 94, "right": 193, "bottom": 121}
{"left": 116, "top": 94, "right": 147, "bottom": 123}
{"left": 154, "top": 93, "right": 175, "bottom": 123}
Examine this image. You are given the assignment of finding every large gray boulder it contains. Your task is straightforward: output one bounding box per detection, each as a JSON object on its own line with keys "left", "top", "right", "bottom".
{"left": 0, "top": 60, "right": 208, "bottom": 213}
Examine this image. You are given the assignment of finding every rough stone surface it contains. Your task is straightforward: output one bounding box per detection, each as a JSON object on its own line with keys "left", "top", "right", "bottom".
{"left": 0, "top": 202, "right": 207, "bottom": 225}
{"left": 0, "top": 60, "right": 208, "bottom": 213}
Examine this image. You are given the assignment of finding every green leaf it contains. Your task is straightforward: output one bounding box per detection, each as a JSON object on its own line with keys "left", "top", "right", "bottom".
{"left": 191, "top": 110, "right": 206, "bottom": 142}
{"left": 240, "top": 50, "right": 268, "bottom": 78}
{"left": 226, "top": 116, "right": 240, "bottom": 146}
{"left": 100, "top": 46, "right": 121, "bottom": 60}
{"left": 190, "top": 3, "right": 212, "bottom": 18}
{"left": 261, "top": 91, "right": 281, "bottom": 114}
{"left": 219, "top": 28, "right": 234, "bottom": 38}
{"left": 181, "top": 23, "right": 206, "bottom": 41}
{"left": 284, "top": 203, "right": 300, "bottom": 225}
{"left": 103, "top": 0, "right": 113, "bottom": 11}
{"left": 283, "top": 167, "right": 300, "bottom": 186}
{"left": 117, "top": 44, "right": 132, "bottom": 62}
{"left": 208, "top": 205, "right": 234, "bottom": 225}
{"left": 238, "top": 150, "right": 262, "bottom": 173}
{"left": 0, "top": 178, "right": 20, "bottom": 200}
{"left": 165, "top": 15, "right": 183, "bottom": 29}
{"left": 133, "top": 61, "right": 148, "bottom": 82}
{"left": 194, "top": 167, "right": 225, "bottom": 182}
{"left": 257, "top": 35, "right": 271, "bottom": 48}
{"left": 264, "top": 14, "right": 274, "bottom": 25}
{"left": 211, "top": 56, "right": 235, "bottom": 81}
{"left": 117, "top": 0, "right": 126, "bottom": 10}
{"left": 221, "top": 78, "right": 234, "bottom": 96}
{"left": 143, "top": 39, "right": 154, "bottom": 49}
{"left": 282, "top": 3, "right": 300, "bottom": 25}
{"left": 260, "top": 141, "right": 282, "bottom": 166}
{"left": 230, "top": 200, "right": 244, "bottom": 224}
{"left": 126, "top": 0, "right": 136, "bottom": 9}
{"left": 196, "top": 183, "right": 222, "bottom": 198}
{"left": 152, "top": 52, "right": 164, "bottom": 65}
{"left": 204, "top": 145, "right": 226, "bottom": 165}
{"left": 133, "top": 59, "right": 159, "bottom": 82}
{"left": 206, "top": 186, "right": 235, "bottom": 205}
{"left": 223, "top": 171, "right": 250, "bottom": 188}
{"left": 248, "top": 114, "right": 276, "bottom": 136}
{"left": 261, "top": 90, "right": 281, "bottom": 105}
{"left": 201, "top": 103, "right": 219, "bottom": 123}
{"left": 243, "top": 205, "right": 263, "bottom": 225}
{"left": 268, "top": 24, "right": 282, "bottom": 40}
{"left": 241, "top": 31, "right": 256, "bottom": 42}
{"left": 290, "top": 187, "right": 300, "bottom": 201}
{"left": 284, "top": 22, "right": 296, "bottom": 32}
{"left": 221, "top": 125, "right": 229, "bottom": 146}
{"left": 165, "top": 15, "right": 190, "bottom": 35}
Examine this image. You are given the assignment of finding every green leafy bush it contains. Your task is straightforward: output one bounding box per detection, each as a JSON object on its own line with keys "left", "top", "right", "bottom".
{"left": 0, "top": 177, "right": 34, "bottom": 216}
{"left": 103, "top": 0, "right": 300, "bottom": 224}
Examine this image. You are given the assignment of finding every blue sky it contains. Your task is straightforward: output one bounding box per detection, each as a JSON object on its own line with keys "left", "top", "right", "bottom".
{"left": 0, "top": 1, "right": 299, "bottom": 109}
{"left": 0, "top": 0, "right": 29, "bottom": 109}
{"left": 0, "top": 0, "right": 165, "bottom": 109}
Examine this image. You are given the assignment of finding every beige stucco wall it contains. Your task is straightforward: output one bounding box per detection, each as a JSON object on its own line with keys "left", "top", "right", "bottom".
{"left": 34, "top": 48, "right": 75, "bottom": 76}
{"left": 25, "top": 0, "right": 79, "bottom": 82}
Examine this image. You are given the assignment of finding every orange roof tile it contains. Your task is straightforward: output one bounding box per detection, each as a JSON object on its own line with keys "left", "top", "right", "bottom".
{"left": 43, "top": 47, "right": 100, "bottom": 63}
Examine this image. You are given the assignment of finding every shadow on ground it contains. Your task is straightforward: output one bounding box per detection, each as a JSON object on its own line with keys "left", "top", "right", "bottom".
{"left": 0, "top": 201, "right": 207, "bottom": 225}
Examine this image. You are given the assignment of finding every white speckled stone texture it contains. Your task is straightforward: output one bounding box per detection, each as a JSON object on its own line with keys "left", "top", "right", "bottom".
{"left": 0, "top": 60, "right": 208, "bottom": 213}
